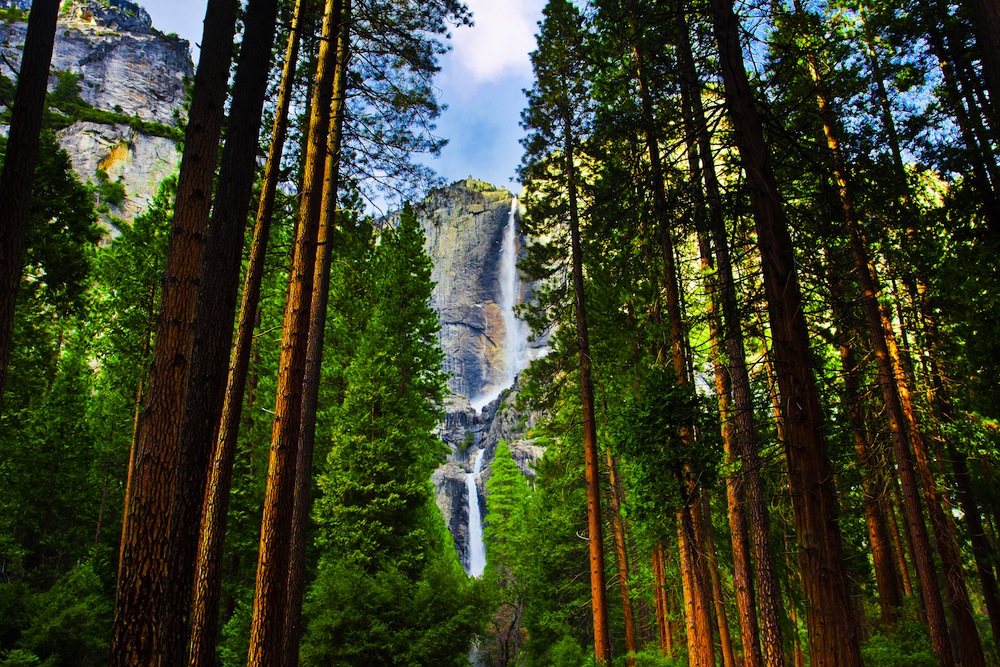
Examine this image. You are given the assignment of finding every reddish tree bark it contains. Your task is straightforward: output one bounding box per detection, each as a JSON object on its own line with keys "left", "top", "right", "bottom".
{"left": 246, "top": 0, "right": 341, "bottom": 660}
{"left": 562, "top": 109, "right": 612, "bottom": 665}
{"left": 707, "top": 0, "right": 862, "bottom": 662}
{"left": 110, "top": 1, "right": 239, "bottom": 663}
{"left": 186, "top": 2, "right": 306, "bottom": 664}
{"left": 155, "top": 1, "right": 280, "bottom": 662}
{"left": 608, "top": 452, "right": 639, "bottom": 665}
{"left": 282, "top": 1, "right": 351, "bottom": 661}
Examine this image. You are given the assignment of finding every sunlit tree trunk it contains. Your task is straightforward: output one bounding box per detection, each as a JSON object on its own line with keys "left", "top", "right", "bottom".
{"left": 186, "top": 2, "right": 305, "bottom": 664}
{"left": 246, "top": 0, "right": 341, "bottom": 661}
{"left": 282, "top": 2, "right": 351, "bottom": 661}
{"left": 110, "top": 1, "right": 239, "bottom": 663}
{"left": 707, "top": 0, "right": 862, "bottom": 662}
{"left": 608, "top": 452, "right": 638, "bottom": 665}
{"left": 677, "top": 500, "right": 714, "bottom": 667}
{"left": 698, "top": 496, "right": 736, "bottom": 667}
{"left": 562, "top": 108, "right": 612, "bottom": 666}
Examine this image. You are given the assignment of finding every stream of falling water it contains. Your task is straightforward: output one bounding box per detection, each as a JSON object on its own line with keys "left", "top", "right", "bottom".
{"left": 470, "top": 198, "right": 530, "bottom": 412}
{"left": 466, "top": 198, "right": 527, "bottom": 580}
{"left": 465, "top": 448, "right": 487, "bottom": 577}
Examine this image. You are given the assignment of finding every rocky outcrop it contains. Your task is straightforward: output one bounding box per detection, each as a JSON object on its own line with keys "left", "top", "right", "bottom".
{"left": 418, "top": 179, "right": 516, "bottom": 401}
{"left": 0, "top": 1, "right": 192, "bottom": 221}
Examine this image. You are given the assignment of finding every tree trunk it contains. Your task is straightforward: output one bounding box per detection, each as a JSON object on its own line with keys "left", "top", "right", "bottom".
{"left": 707, "top": 0, "right": 862, "bottom": 662}
{"left": 563, "top": 109, "right": 612, "bottom": 667}
{"left": 282, "top": 2, "right": 351, "bottom": 661}
{"left": 969, "top": 0, "right": 1000, "bottom": 121}
{"left": 155, "top": 1, "right": 279, "bottom": 662}
{"left": 678, "top": 498, "right": 714, "bottom": 667}
{"left": 246, "top": 0, "right": 341, "bottom": 660}
{"left": 630, "top": 21, "right": 715, "bottom": 666}
{"left": 924, "top": 17, "right": 1000, "bottom": 229}
{"left": 826, "top": 264, "right": 903, "bottom": 624}
{"left": 652, "top": 543, "right": 673, "bottom": 658}
{"left": 607, "top": 452, "right": 638, "bottom": 665}
{"left": 698, "top": 496, "right": 736, "bottom": 667}
{"left": 110, "top": 2, "right": 239, "bottom": 663}
{"left": 677, "top": 8, "right": 788, "bottom": 663}
{"left": 0, "top": 0, "right": 59, "bottom": 414}
{"left": 186, "top": 2, "right": 305, "bottom": 663}
{"left": 866, "top": 22, "right": 1000, "bottom": 645}
{"left": 798, "top": 25, "right": 967, "bottom": 661}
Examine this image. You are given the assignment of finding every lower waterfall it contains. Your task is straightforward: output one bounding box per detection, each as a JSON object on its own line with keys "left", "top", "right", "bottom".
{"left": 465, "top": 448, "right": 487, "bottom": 578}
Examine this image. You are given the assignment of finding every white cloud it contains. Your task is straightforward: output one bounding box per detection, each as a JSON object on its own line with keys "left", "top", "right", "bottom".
{"left": 451, "top": 0, "right": 543, "bottom": 83}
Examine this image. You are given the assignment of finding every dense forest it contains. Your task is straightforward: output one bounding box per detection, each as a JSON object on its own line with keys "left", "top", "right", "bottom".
{"left": 0, "top": 0, "right": 999, "bottom": 665}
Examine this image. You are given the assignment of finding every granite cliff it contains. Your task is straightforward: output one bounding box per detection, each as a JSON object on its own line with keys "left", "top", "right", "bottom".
{"left": 0, "top": 0, "right": 193, "bottom": 221}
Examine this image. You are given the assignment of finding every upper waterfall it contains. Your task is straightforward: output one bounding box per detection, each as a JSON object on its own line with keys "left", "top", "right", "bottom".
{"left": 470, "top": 198, "right": 530, "bottom": 411}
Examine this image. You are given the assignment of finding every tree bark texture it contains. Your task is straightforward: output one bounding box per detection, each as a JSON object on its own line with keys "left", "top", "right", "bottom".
{"left": 246, "top": 0, "right": 340, "bottom": 661}
{"left": 607, "top": 452, "right": 639, "bottom": 665}
{"left": 110, "top": 1, "right": 239, "bottom": 663}
{"left": 563, "top": 110, "right": 612, "bottom": 666}
{"left": 282, "top": 2, "right": 351, "bottom": 661}
{"left": 677, "top": 499, "right": 714, "bottom": 667}
{"left": 154, "top": 1, "right": 280, "bottom": 662}
{"left": 675, "top": 7, "right": 787, "bottom": 662}
{"left": 186, "top": 1, "right": 305, "bottom": 663}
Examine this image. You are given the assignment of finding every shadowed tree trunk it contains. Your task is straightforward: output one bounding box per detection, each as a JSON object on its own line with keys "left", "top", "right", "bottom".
{"left": 110, "top": 1, "right": 239, "bottom": 663}
{"left": 0, "top": 0, "right": 59, "bottom": 414}
{"left": 707, "top": 0, "right": 862, "bottom": 662}
{"left": 186, "top": 2, "right": 306, "bottom": 664}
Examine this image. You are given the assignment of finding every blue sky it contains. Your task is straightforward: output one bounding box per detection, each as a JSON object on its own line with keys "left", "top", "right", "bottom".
{"left": 140, "top": 0, "right": 544, "bottom": 197}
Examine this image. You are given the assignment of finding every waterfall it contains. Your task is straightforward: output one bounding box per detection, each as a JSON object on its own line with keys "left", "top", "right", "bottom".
{"left": 465, "top": 448, "right": 487, "bottom": 578}
{"left": 470, "top": 197, "right": 530, "bottom": 411}
{"left": 499, "top": 197, "right": 530, "bottom": 387}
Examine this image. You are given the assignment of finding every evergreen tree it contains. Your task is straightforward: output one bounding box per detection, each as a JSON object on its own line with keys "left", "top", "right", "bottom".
{"left": 300, "top": 204, "right": 482, "bottom": 664}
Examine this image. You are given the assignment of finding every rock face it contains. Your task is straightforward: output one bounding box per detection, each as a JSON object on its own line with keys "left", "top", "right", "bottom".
{"left": 0, "top": 1, "right": 192, "bottom": 221}
{"left": 416, "top": 180, "right": 548, "bottom": 570}
{"left": 419, "top": 180, "right": 516, "bottom": 402}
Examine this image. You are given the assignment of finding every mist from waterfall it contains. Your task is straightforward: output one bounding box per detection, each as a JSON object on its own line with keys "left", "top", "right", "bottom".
{"left": 465, "top": 448, "right": 487, "bottom": 577}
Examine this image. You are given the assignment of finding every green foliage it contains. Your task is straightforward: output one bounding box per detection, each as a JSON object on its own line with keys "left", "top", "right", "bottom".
{"left": 549, "top": 635, "right": 588, "bottom": 667}
{"left": 301, "top": 526, "right": 484, "bottom": 666}
{"left": 314, "top": 204, "right": 446, "bottom": 573}
{"left": 860, "top": 618, "right": 937, "bottom": 667}
{"left": 94, "top": 169, "right": 126, "bottom": 209}
{"left": 8, "top": 562, "right": 111, "bottom": 667}
{"left": 302, "top": 202, "right": 480, "bottom": 663}
{"left": 39, "top": 69, "right": 183, "bottom": 140}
